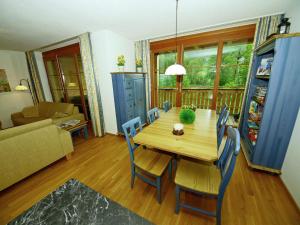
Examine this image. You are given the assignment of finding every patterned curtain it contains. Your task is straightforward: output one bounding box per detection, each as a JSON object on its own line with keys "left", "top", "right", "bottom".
{"left": 79, "top": 32, "right": 104, "bottom": 137}
{"left": 25, "top": 51, "right": 45, "bottom": 104}
{"left": 255, "top": 14, "right": 283, "bottom": 47}
{"left": 134, "top": 40, "right": 151, "bottom": 111}
{"left": 239, "top": 14, "right": 283, "bottom": 128}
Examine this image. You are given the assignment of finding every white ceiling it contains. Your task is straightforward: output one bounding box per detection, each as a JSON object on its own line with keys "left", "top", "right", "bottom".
{"left": 0, "top": 0, "right": 296, "bottom": 51}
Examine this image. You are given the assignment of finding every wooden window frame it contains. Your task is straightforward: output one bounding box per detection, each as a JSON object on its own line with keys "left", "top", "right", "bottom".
{"left": 150, "top": 24, "right": 256, "bottom": 108}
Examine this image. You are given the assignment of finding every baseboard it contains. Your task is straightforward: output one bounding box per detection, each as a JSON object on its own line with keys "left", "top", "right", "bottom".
{"left": 279, "top": 176, "right": 300, "bottom": 214}
{"left": 241, "top": 140, "right": 281, "bottom": 174}
{"left": 105, "top": 132, "right": 119, "bottom": 136}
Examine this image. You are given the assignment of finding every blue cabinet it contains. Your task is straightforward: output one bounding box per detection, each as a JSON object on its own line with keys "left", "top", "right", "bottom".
{"left": 239, "top": 35, "right": 300, "bottom": 173}
{"left": 111, "top": 72, "right": 147, "bottom": 133}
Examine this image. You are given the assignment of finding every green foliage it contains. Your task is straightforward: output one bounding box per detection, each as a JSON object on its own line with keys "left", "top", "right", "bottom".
{"left": 179, "top": 109, "right": 196, "bottom": 124}
{"left": 158, "top": 43, "right": 253, "bottom": 89}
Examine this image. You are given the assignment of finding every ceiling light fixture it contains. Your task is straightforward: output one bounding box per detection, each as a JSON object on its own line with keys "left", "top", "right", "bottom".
{"left": 165, "top": 0, "right": 186, "bottom": 76}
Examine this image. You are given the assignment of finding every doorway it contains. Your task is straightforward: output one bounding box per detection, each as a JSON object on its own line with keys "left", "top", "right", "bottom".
{"left": 43, "top": 43, "right": 90, "bottom": 121}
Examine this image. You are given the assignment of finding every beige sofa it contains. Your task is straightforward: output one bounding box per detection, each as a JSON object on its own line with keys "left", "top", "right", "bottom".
{"left": 11, "top": 102, "right": 85, "bottom": 126}
{"left": 0, "top": 119, "right": 73, "bottom": 191}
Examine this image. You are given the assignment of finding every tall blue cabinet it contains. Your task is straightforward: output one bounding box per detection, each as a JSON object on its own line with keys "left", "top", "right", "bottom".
{"left": 239, "top": 34, "right": 300, "bottom": 173}
{"left": 111, "top": 72, "right": 147, "bottom": 133}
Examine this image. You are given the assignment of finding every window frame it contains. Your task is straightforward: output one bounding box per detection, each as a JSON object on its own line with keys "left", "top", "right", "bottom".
{"left": 150, "top": 24, "right": 256, "bottom": 108}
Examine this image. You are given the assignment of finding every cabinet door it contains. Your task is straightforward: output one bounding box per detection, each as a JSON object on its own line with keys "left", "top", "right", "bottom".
{"left": 133, "top": 78, "right": 146, "bottom": 124}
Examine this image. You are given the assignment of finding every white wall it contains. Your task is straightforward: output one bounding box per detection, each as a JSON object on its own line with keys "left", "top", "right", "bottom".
{"left": 281, "top": 1, "right": 300, "bottom": 208}
{"left": 286, "top": 1, "right": 300, "bottom": 32}
{"left": 282, "top": 110, "right": 300, "bottom": 207}
{"left": 34, "top": 51, "right": 53, "bottom": 102}
{"left": 90, "top": 30, "right": 135, "bottom": 134}
{"left": 0, "top": 50, "right": 33, "bottom": 128}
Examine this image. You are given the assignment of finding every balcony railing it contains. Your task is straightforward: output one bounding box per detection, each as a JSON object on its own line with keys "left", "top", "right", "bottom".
{"left": 158, "top": 88, "right": 245, "bottom": 114}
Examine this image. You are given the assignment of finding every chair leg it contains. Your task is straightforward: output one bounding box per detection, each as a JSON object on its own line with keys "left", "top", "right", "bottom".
{"left": 130, "top": 165, "right": 135, "bottom": 189}
{"left": 175, "top": 185, "right": 180, "bottom": 214}
{"left": 168, "top": 161, "right": 172, "bottom": 181}
{"left": 216, "top": 196, "right": 223, "bottom": 225}
{"left": 156, "top": 176, "right": 161, "bottom": 203}
{"left": 173, "top": 157, "right": 177, "bottom": 171}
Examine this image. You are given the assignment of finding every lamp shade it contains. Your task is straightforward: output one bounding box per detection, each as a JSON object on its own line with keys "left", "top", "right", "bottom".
{"left": 165, "top": 63, "right": 186, "bottom": 75}
{"left": 15, "top": 85, "right": 28, "bottom": 91}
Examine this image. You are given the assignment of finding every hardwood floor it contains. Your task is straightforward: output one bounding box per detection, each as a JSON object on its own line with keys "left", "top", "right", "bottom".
{"left": 0, "top": 134, "right": 299, "bottom": 225}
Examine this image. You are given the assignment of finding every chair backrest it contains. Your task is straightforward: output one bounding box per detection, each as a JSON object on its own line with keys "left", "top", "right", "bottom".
{"left": 217, "top": 110, "right": 229, "bottom": 149}
{"left": 147, "top": 107, "right": 160, "bottom": 124}
{"left": 217, "top": 126, "right": 240, "bottom": 198}
{"left": 217, "top": 105, "right": 227, "bottom": 131}
{"left": 122, "top": 117, "right": 142, "bottom": 162}
{"left": 163, "top": 101, "right": 171, "bottom": 112}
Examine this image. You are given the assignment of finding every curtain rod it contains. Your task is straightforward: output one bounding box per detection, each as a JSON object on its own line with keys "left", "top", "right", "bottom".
{"left": 30, "top": 35, "right": 80, "bottom": 52}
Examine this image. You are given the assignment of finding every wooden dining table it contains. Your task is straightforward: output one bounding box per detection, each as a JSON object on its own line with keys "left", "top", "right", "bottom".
{"left": 133, "top": 108, "right": 218, "bottom": 162}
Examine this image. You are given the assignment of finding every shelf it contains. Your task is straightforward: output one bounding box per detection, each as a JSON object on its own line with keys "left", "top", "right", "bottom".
{"left": 247, "top": 121, "right": 259, "bottom": 130}
{"left": 252, "top": 96, "right": 265, "bottom": 106}
{"left": 256, "top": 75, "right": 270, "bottom": 80}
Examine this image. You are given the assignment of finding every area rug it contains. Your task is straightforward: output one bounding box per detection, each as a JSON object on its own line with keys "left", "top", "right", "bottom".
{"left": 8, "top": 179, "right": 153, "bottom": 225}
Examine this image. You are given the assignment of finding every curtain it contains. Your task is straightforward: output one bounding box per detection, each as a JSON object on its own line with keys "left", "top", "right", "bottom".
{"left": 238, "top": 14, "right": 283, "bottom": 128}
{"left": 134, "top": 40, "right": 151, "bottom": 111}
{"left": 255, "top": 14, "right": 283, "bottom": 47}
{"left": 25, "top": 51, "right": 45, "bottom": 104}
{"left": 79, "top": 32, "right": 104, "bottom": 137}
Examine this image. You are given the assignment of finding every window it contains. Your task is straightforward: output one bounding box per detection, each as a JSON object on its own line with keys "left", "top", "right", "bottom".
{"left": 220, "top": 41, "right": 253, "bottom": 88}
{"left": 157, "top": 52, "right": 177, "bottom": 88}
{"left": 183, "top": 45, "right": 218, "bottom": 88}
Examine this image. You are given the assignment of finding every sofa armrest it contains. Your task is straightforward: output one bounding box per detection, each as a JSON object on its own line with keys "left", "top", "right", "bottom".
{"left": 11, "top": 112, "right": 23, "bottom": 120}
{"left": 57, "top": 128, "right": 74, "bottom": 155}
{"left": 11, "top": 112, "right": 23, "bottom": 126}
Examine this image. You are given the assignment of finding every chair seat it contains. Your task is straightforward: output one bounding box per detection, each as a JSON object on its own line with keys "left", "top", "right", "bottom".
{"left": 134, "top": 146, "right": 172, "bottom": 177}
{"left": 175, "top": 159, "right": 221, "bottom": 195}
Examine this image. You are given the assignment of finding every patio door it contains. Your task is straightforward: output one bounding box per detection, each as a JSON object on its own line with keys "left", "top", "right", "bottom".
{"left": 150, "top": 24, "right": 256, "bottom": 116}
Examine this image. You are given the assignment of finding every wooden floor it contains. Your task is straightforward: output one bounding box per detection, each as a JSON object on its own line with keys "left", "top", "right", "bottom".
{"left": 0, "top": 134, "right": 299, "bottom": 225}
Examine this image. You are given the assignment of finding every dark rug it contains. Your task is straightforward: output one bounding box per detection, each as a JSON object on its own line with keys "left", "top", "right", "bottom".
{"left": 8, "top": 179, "right": 153, "bottom": 225}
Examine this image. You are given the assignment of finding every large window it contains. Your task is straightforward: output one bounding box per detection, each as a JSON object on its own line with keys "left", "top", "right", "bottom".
{"left": 150, "top": 24, "right": 256, "bottom": 113}
{"left": 220, "top": 41, "right": 253, "bottom": 88}
{"left": 183, "top": 45, "right": 217, "bottom": 88}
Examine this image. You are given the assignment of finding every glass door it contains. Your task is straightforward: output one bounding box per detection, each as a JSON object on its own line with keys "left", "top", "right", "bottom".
{"left": 156, "top": 51, "right": 177, "bottom": 108}
{"left": 182, "top": 45, "right": 218, "bottom": 108}
{"left": 43, "top": 44, "right": 89, "bottom": 121}
{"left": 44, "top": 58, "right": 66, "bottom": 102}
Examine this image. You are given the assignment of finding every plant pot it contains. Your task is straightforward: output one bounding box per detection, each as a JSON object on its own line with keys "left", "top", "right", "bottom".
{"left": 118, "top": 65, "right": 124, "bottom": 72}
{"left": 136, "top": 67, "right": 143, "bottom": 73}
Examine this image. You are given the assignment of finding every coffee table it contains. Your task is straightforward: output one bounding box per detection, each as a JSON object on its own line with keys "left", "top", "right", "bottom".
{"left": 62, "top": 120, "right": 88, "bottom": 140}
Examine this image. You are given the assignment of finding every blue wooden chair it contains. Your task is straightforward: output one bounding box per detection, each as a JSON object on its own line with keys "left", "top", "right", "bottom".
{"left": 217, "top": 110, "right": 229, "bottom": 150}
{"left": 122, "top": 117, "right": 172, "bottom": 203}
{"left": 163, "top": 101, "right": 171, "bottom": 112}
{"left": 216, "top": 105, "right": 227, "bottom": 132}
{"left": 174, "top": 126, "right": 241, "bottom": 225}
{"left": 147, "top": 107, "right": 160, "bottom": 124}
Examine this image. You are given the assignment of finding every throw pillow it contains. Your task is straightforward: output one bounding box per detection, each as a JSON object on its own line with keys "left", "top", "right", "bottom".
{"left": 52, "top": 112, "right": 69, "bottom": 118}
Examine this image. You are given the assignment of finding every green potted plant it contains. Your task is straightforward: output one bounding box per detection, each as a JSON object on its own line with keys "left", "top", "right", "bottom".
{"left": 179, "top": 107, "right": 196, "bottom": 124}
{"left": 136, "top": 58, "right": 143, "bottom": 73}
{"left": 117, "top": 55, "right": 125, "bottom": 71}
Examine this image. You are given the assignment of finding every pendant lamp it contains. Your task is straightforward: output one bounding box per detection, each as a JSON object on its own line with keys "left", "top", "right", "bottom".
{"left": 165, "top": 0, "right": 186, "bottom": 76}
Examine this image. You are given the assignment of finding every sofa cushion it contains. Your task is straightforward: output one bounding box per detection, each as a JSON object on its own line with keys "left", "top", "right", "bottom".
{"left": 38, "top": 102, "right": 74, "bottom": 117}
{"left": 22, "top": 106, "right": 39, "bottom": 118}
